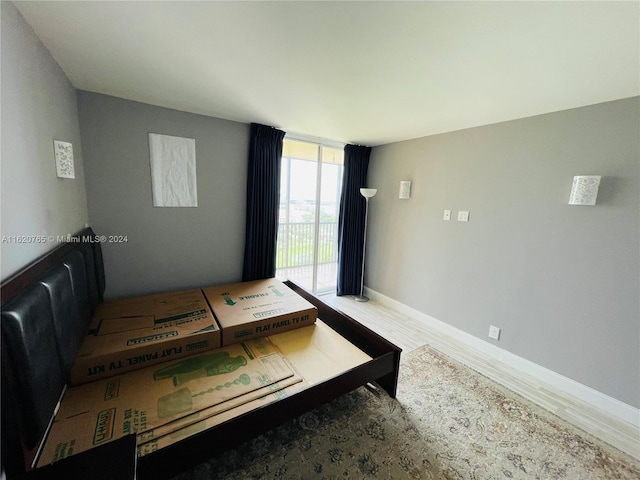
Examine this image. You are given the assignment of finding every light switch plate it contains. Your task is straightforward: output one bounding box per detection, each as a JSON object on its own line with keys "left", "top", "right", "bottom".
{"left": 399, "top": 181, "right": 411, "bottom": 199}
{"left": 457, "top": 211, "right": 469, "bottom": 222}
{"left": 443, "top": 210, "right": 451, "bottom": 221}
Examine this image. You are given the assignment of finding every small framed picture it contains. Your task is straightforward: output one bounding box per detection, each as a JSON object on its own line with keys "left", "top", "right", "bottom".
{"left": 54, "top": 140, "right": 75, "bottom": 178}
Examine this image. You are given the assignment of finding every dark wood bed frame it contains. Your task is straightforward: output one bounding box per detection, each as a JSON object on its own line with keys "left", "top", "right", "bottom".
{"left": 1, "top": 228, "right": 401, "bottom": 479}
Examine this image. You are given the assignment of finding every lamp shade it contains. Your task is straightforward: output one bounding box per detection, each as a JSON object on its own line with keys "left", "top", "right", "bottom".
{"left": 360, "top": 188, "right": 377, "bottom": 198}
{"left": 569, "top": 176, "right": 601, "bottom": 205}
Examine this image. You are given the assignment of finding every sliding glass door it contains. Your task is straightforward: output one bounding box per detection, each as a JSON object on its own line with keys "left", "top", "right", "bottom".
{"left": 276, "top": 138, "right": 344, "bottom": 293}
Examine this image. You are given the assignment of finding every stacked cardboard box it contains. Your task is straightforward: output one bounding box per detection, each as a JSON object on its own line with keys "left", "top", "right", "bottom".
{"left": 40, "top": 280, "right": 320, "bottom": 467}
{"left": 137, "top": 319, "right": 373, "bottom": 457}
{"left": 71, "top": 289, "right": 221, "bottom": 385}
{"left": 38, "top": 337, "right": 300, "bottom": 466}
{"left": 137, "top": 380, "right": 307, "bottom": 457}
{"left": 203, "top": 278, "right": 317, "bottom": 346}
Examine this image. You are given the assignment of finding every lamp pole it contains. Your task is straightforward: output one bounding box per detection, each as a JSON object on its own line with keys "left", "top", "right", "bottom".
{"left": 355, "top": 188, "right": 377, "bottom": 302}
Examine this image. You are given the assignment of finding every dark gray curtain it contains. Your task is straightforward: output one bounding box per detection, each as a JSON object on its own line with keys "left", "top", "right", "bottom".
{"left": 337, "top": 144, "right": 372, "bottom": 296}
{"left": 242, "top": 123, "right": 286, "bottom": 281}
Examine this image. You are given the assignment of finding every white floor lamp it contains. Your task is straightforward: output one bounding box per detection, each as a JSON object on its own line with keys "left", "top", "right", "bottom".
{"left": 355, "top": 188, "right": 377, "bottom": 302}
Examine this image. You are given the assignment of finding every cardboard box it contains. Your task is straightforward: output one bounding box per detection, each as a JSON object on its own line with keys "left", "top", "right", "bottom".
{"left": 202, "top": 279, "right": 317, "bottom": 346}
{"left": 38, "top": 338, "right": 292, "bottom": 467}
{"left": 268, "top": 320, "right": 372, "bottom": 386}
{"left": 70, "top": 289, "right": 221, "bottom": 384}
{"left": 137, "top": 380, "right": 308, "bottom": 458}
{"left": 136, "top": 320, "right": 372, "bottom": 457}
{"left": 137, "top": 359, "right": 304, "bottom": 444}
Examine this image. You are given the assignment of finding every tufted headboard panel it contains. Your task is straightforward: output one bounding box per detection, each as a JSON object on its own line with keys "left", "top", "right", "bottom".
{"left": 1, "top": 228, "right": 105, "bottom": 476}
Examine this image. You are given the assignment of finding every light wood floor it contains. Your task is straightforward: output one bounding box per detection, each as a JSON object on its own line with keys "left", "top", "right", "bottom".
{"left": 319, "top": 292, "right": 640, "bottom": 461}
{"left": 319, "top": 293, "right": 432, "bottom": 354}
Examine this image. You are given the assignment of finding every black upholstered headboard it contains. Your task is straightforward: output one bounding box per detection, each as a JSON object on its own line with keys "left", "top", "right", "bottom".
{"left": 1, "top": 228, "right": 105, "bottom": 477}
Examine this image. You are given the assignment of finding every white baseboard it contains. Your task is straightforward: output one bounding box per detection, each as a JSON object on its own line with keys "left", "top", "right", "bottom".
{"left": 366, "top": 288, "right": 640, "bottom": 460}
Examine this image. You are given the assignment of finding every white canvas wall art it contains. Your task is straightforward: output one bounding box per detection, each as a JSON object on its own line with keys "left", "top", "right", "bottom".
{"left": 149, "top": 133, "right": 197, "bottom": 207}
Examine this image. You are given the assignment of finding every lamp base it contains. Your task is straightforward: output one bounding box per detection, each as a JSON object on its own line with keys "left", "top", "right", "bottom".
{"left": 354, "top": 295, "right": 369, "bottom": 302}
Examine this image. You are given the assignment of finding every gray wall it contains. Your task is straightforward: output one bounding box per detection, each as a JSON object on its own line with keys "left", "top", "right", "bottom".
{"left": 367, "top": 98, "right": 640, "bottom": 408}
{"left": 1, "top": 1, "right": 89, "bottom": 280}
{"left": 77, "top": 92, "right": 249, "bottom": 299}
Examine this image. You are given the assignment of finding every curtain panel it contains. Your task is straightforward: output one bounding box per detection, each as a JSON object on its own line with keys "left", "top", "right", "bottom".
{"left": 337, "top": 144, "right": 372, "bottom": 296}
{"left": 242, "top": 123, "right": 286, "bottom": 281}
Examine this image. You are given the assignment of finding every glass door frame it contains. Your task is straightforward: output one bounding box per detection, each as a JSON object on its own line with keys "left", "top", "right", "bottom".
{"left": 278, "top": 134, "right": 344, "bottom": 294}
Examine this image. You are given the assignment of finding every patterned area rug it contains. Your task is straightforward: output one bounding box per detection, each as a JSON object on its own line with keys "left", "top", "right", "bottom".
{"left": 171, "top": 344, "right": 640, "bottom": 479}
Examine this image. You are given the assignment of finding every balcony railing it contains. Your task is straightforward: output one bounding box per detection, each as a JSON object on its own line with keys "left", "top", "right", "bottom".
{"left": 276, "top": 221, "right": 338, "bottom": 269}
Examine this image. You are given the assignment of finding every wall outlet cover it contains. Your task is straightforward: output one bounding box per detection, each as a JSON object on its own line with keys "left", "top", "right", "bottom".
{"left": 489, "top": 325, "right": 500, "bottom": 340}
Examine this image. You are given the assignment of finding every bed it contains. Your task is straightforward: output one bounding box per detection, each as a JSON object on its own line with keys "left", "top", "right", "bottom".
{"left": 1, "top": 228, "right": 401, "bottom": 479}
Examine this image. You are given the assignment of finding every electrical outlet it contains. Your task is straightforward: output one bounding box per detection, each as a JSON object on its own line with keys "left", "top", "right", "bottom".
{"left": 457, "top": 211, "right": 469, "bottom": 222}
{"left": 488, "top": 325, "right": 500, "bottom": 340}
{"left": 443, "top": 210, "right": 451, "bottom": 221}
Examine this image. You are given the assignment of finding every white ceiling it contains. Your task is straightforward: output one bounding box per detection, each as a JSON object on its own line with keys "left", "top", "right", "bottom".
{"left": 15, "top": 1, "right": 640, "bottom": 146}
